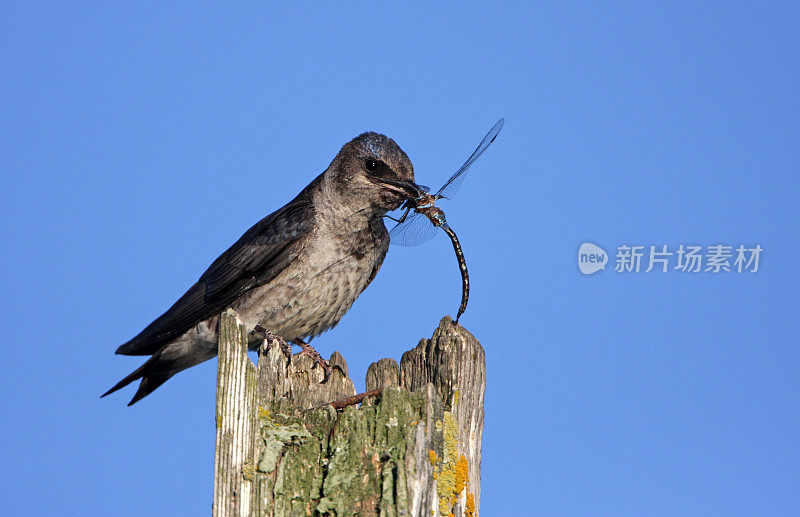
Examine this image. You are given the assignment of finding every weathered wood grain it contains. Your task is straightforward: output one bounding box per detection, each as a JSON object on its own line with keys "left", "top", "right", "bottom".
{"left": 213, "top": 313, "right": 486, "bottom": 517}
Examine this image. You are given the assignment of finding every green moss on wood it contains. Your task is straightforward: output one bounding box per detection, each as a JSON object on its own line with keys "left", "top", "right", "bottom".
{"left": 242, "top": 385, "right": 437, "bottom": 516}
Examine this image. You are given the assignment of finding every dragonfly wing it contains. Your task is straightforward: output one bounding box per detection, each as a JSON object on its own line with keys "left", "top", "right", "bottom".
{"left": 389, "top": 212, "right": 440, "bottom": 247}
{"left": 436, "top": 118, "right": 505, "bottom": 201}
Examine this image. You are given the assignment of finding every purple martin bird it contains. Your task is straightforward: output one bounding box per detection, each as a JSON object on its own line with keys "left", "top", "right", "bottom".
{"left": 103, "top": 132, "right": 422, "bottom": 405}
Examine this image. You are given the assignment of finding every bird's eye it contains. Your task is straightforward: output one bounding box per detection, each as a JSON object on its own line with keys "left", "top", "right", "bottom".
{"left": 365, "top": 159, "right": 379, "bottom": 172}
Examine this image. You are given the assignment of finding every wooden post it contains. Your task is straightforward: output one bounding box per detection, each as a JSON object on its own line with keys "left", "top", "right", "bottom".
{"left": 213, "top": 309, "right": 486, "bottom": 517}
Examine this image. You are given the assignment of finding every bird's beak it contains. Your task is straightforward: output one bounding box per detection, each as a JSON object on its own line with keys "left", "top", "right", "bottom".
{"left": 367, "top": 176, "right": 423, "bottom": 200}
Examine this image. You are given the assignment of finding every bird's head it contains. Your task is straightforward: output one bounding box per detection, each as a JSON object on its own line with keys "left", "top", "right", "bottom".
{"left": 328, "top": 131, "right": 422, "bottom": 214}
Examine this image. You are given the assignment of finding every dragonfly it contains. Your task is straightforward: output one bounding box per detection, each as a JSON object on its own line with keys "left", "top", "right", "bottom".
{"left": 388, "top": 118, "right": 505, "bottom": 323}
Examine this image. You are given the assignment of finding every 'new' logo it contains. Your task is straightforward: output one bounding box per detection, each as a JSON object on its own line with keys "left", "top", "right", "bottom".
{"left": 578, "top": 242, "right": 607, "bottom": 275}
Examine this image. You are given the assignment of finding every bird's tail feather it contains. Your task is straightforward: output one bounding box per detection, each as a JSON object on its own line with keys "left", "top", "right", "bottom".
{"left": 101, "top": 362, "right": 146, "bottom": 399}
{"left": 102, "top": 340, "right": 218, "bottom": 405}
{"left": 101, "top": 354, "right": 175, "bottom": 406}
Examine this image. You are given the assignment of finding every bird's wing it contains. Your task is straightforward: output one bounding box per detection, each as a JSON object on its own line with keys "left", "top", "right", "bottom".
{"left": 115, "top": 178, "right": 319, "bottom": 356}
{"left": 201, "top": 195, "right": 312, "bottom": 302}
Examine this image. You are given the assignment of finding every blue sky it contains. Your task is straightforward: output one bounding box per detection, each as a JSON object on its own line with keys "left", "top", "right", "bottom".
{"left": 1, "top": 2, "right": 798, "bottom": 515}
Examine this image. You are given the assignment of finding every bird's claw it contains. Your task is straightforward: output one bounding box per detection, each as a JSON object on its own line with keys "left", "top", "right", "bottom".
{"left": 254, "top": 325, "right": 292, "bottom": 362}
{"left": 292, "top": 338, "right": 345, "bottom": 383}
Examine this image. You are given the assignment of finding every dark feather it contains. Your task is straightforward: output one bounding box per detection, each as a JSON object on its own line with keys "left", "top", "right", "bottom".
{"left": 100, "top": 353, "right": 170, "bottom": 405}
{"left": 114, "top": 174, "right": 320, "bottom": 356}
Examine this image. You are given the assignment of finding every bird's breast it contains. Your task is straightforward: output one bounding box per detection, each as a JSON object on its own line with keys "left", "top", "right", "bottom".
{"left": 231, "top": 221, "right": 388, "bottom": 341}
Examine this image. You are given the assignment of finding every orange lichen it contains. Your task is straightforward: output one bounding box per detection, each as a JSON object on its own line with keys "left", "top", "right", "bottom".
{"left": 455, "top": 455, "right": 469, "bottom": 495}
{"left": 429, "top": 450, "right": 438, "bottom": 464}
{"left": 466, "top": 493, "right": 475, "bottom": 517}
{"left": 435, "top": 412, "right": 472, "bottom": 515}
